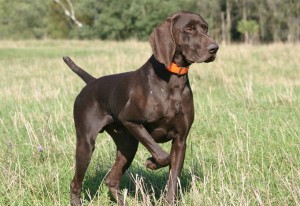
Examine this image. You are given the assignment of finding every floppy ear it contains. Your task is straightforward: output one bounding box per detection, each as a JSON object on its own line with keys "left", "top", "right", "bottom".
{"left": 149, "top": 16, "right": 177, "bottom": 68}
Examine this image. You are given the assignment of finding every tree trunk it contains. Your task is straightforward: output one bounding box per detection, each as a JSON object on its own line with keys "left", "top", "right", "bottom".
{"left": 242, "top": 0, "right": 249, "bottom": 43}
{"left": 53, "top": 0, "right": 82, "bottom": 27}
{"left": 221, "top": 12, "right": 226, "bottom": 44}
{"left": 226, "top": 0, "right": 232, "bottom": 44}
{"left": 257, "top": 5, "right": 265, "bottom": 42}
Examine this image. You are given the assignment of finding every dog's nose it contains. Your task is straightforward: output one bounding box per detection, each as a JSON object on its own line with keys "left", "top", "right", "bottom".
{"left": 207, "top": 43, "right": 219, "bottom": 54}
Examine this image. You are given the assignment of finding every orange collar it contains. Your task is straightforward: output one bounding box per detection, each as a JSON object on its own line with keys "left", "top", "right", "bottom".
{"left": 167, "top": 63, "right": 189, "bottom": 75}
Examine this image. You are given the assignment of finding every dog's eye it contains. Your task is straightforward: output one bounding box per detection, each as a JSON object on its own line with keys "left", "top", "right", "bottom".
{"left": 185, "top": 25, "right": 195, "bottom": 32}
{"left": 201, "top": 25, "right": 208, "bottom": 32}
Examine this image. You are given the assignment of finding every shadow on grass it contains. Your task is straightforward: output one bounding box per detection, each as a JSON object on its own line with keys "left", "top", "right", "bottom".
{"left": 82, "top": 163, "right": 204, "bottom": 203}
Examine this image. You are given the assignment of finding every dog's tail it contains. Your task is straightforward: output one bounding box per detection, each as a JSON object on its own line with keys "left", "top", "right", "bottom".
{"left": 63, "top": 56, "right": 96, "bottom": 84}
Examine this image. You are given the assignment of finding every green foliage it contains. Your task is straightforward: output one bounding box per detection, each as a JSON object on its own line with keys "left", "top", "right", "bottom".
{"left": 70, "top": 0, "right": 199, "bottom": 40}
{"left": 237, "top": 19, "right": 259, "bottom": 35}
{"left": 0, "top": 0, "right": 299, "bottom": 42}
{"left": 0, "top": 0, "right": 48, "bottom": 39}
{"left": 46, "top": 1, "right": 72, "bottom": 39}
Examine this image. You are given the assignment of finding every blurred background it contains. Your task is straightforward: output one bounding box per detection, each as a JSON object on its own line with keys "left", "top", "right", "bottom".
{"left": 0, "top": 0, "right": 299, "bottom": 43}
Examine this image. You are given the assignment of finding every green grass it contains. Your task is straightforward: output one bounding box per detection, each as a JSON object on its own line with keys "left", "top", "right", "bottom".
{"left": 0, "top": 40, "right": 299, "bottom": 205}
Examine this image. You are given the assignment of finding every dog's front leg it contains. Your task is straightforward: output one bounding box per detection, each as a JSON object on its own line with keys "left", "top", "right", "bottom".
{"left": 166, "top": 137, "right": 187, "bottom": 205}
{"left": 122, "top": 121, "right": 170, "bottom": 167}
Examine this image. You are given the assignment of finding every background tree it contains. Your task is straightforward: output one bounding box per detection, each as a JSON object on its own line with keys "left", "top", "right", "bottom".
{"left": 237, "top": 20, "right": 259, "bottom": 43}
{"left": 0, "top": 0, "right": 299, "bottom": 42}
{"left": 284, "top": 0, "right": 300, "bottom": 43}
{"left": 54, "top": 0, "right": 82, "bottom": 27}
{"left": 0, "top": 0, "right": 47, "bottom": 39}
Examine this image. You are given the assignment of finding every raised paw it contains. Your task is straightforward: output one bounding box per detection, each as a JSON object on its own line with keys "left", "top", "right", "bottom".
{"left": 145, "top": 157, "right": 160, "bottom": 170}
{"left": 145, "top": 156, "right": 170, "bottom": 170}
{"left": 155, "top": 151, "right": 170, "bottom": 166}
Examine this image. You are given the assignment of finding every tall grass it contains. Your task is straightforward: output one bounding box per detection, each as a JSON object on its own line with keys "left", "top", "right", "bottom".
{"left": 0, "top": 40, "right": 299, "bottom": 205}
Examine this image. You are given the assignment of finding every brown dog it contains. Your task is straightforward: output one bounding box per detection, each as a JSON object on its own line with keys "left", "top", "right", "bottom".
{"left": 64, "top": 11, "right": 218, "bottom": 206}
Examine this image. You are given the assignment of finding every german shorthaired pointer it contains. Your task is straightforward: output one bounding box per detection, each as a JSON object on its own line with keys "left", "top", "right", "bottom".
{"left": 64, "top": 11, "right": 218, "bottom": 206}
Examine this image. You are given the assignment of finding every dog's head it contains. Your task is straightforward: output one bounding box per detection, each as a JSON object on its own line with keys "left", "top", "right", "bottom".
{"left": 149, "top": 11, "right": 219, "bottom": 68}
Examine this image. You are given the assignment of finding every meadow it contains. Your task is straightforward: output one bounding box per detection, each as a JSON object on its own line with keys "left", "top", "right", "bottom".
{"left": 0, "top": 40, "right": 299, "bottom": 205}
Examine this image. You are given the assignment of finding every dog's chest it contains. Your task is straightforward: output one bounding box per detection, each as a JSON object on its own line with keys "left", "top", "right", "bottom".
{"left": 164, "top": 97, "right": 183, "bottom": 118}
{"left": 146, "top": 87, "right": 184, "bottom": 121}
{"left": 145, "top": 106, "right": 184, "bottom": 143}
{"left": 144, "top": 88, "right": 187, "bottom": 141}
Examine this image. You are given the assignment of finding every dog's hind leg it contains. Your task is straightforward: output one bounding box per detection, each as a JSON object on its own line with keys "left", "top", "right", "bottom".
{"left": 70, "top": 101, "right": 113, "bottom": 206}
{"left": 70, "top": 132, "right": 97, "bottom": 206}
{"left": 105, "top": 126, "right": 139, "bottom": 206}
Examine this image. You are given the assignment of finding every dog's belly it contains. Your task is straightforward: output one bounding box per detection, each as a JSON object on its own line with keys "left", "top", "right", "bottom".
{"left": 149, "top": 127, "right": 177, "bottom": 143}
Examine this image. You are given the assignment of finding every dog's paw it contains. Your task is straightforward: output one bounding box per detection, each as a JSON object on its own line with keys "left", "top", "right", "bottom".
{"left": 145, "top": 156, "right": 170, "bottom": 170}
{"left": 145, "top": 157, "right": 160, "bottom": 170}
{"left": 156, "top": 152, "right": 171, "bottom": 166}
{"left": 70, "top": 195, "right": 82, "bottom": 206}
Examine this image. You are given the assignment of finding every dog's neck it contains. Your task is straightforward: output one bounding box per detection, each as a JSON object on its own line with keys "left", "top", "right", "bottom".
{"left": 149, "top": 56, "right": 189, "bottom": 86}
{"left": 173, "top": 51, "right": 191, "bottom": 68}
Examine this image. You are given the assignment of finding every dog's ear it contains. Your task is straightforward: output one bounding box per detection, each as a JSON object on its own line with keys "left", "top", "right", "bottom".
{"left": 149, "top": 15, "right": 178, "bottom": 68}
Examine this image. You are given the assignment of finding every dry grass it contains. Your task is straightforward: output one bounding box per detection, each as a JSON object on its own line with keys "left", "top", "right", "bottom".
{"left": 0, "top": 40, "right": 299, "bottom": 205}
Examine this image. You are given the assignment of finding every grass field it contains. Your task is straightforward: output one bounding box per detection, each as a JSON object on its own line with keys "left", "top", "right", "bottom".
{"left": 0, "top": 40, "right": 299, "bottom": 206}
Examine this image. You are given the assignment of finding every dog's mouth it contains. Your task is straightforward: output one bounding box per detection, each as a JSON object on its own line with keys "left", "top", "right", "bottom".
{"left": 186, "top": 58, "right": 195, "bottom": 64}
{"left": 191, "top": 54, "right": 216, "bottom": 64}
{"left": 184, "top": 51, "right": 217, "bottom": 64}
{"left": 204, "top": 54, "right": 216, "bottom": 63}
